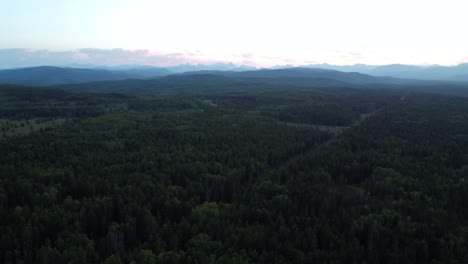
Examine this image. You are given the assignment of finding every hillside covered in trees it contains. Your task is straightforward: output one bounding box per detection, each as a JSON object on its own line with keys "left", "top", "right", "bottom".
{"left": 1, "top": 83, "right": 468, "bottom": 263}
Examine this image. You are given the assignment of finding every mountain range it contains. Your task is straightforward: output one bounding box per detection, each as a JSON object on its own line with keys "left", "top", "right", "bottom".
{"left": 0, "top": 66, "right": 170, "bottom": 86}
{"left": 1, "top": 63, "right": 468, "bottom": 88}
{"left": 304, "top": 63, "right": 468, "bottom": 81}
{"left": 58, "top": 67, "right": 468, "bottom": 97}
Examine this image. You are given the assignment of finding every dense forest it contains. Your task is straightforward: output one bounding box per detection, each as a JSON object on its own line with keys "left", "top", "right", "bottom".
{"left": 1, "top": 83, "right": 468, "bottom": 263}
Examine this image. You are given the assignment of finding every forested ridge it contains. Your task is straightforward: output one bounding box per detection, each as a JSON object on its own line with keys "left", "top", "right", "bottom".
{"left": 1, "top": 84, "right": 468, "bottom": 263}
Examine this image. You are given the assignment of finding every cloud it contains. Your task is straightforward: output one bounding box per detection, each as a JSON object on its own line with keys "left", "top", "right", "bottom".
{"left": 0, "top": 48, "right": 415, "bottom": 69}
{"left": 0, "top": 48, "right": 242, "bottom": 69}
{"left": 457, "top": 57, "right": 468, "bottom": 65}
{"left": 240, "top": 53, "right": 254, "bottom": 59}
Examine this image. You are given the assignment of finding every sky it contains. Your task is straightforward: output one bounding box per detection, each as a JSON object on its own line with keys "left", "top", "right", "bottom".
{"left": 1, "top": 0, "right": 468, "bottom": 68}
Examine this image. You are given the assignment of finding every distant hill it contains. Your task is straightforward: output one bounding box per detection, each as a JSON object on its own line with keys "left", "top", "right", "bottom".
{"left": 368, "top": 64, "right": 425, "bottom": 77}
{"left": 180, "top": 67, "right": 405, "bottom": 84}
{"left": 368, "top": 64, "right": 468, "bottom": 81}
{"left": 295, "top": 63, "right": 468, "bottom": 81}
{"left": 0, "top": 66, "right": 171, "bottom": 86}
{"left": 58, "top": 67, "right": 468, "bottom": 97}
{"left": 4, "top": 63, "right": 468, "bottom": 85}
{"left": 59, "top": 67, "right": 417, "bottom": 94}
{"left": 117, "top": 67, "right": 172, "bottom": 78}
{"left": 303, "top": 64, "right": 377, "bottom": 73}
{"left": 62, "top": 63, "right": 256, "bottom": 72}
{"left": 4, "top": 66, "right": 468, "bottom": 97}
{"left": 166, "top": 63, "right": 256, "bottom": 73}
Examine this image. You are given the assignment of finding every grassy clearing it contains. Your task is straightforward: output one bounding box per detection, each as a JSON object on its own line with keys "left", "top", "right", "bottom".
{"left": 0, "top": 118, "right": 67, "bottom": 138}
{"left": 202, "top": 99, "right": 218, "bottom": 107}
{"left": 283, "top": 109, "right": 380, "bottom": 135}
{"left": 284, "top": 122, "right": 349, "bottom": 134}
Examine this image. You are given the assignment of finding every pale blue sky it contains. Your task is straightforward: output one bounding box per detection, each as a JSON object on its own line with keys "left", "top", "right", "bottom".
{"left": 1, "top": 0, "right": 125, "bottom": 49}
{"left": 1, "top": 0, "right": 468, "bottom": 67}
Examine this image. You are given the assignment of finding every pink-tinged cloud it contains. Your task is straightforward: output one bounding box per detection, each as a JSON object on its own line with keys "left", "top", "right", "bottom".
{"left": 2, "top": 48, "right": 432, "bottom": 69}
{"left": 0, "top": 48, "right": 252, "bottom": 69}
